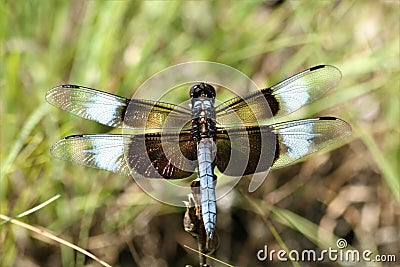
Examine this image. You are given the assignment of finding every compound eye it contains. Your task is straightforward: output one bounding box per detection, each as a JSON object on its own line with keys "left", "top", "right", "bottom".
{"left": 204, "top": 84, "right": 216, "bottom": 98}
{"left": 190, "top": 83, "right": 216, "bottom": 98}
{"left": 189, "top": 85, "right": 200, "bottom": 98}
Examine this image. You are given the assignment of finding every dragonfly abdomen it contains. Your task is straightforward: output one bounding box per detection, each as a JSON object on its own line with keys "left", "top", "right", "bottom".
{"left": 197, "top": 138, "right": 218, "bottom": 252}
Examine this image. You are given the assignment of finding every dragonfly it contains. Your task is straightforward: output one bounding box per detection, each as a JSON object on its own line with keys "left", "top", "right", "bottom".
{"left": 46, "top": 65, "right": 351, "bottom": 253}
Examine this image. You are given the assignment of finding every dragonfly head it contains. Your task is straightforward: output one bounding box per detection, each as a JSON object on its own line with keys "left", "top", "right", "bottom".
{"left": 190, "top": 83, "right": 216, "bottom": 99}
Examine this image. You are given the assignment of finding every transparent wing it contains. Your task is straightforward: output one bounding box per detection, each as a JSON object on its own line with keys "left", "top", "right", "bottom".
{"left": 46, "top": 84, "right": 191, "bottom": 129}
{"left": 271, "top": 117, "right": 351, "bottom": 168}
{"left": 50, "top": 134, "right": 132, "bottom": 176}
{"left": 50, "top": 132, "right": 197, "bottom": 179}
{"left": 215, "top": 65, "right": 342, "bottom": 125}
{"left": 215, "top": 117, "right": 351, "bottom": 175}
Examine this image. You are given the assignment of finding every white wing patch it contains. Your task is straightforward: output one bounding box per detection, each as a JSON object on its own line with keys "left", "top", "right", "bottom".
{"left": 46, "top": 85, "right": 128, "bottom": 127}
{"left": 271, "top": 65, "right": 341, "bottom": 116}
{"left": 50, "top": 135, "right": 131, "bottom": 176}
{"left": 273, "top": 77, "right": 310, "bottom": 115}
{"left": 271, "top": 117, "right": 351, "bottom": 169}
{"left": 278, "top": 123, "right": 320, "bottom": 160}
{"left": 83, "top": 95, "right": 125, "bottom": 127}
{"left": 89, "top": 137, "right": 126, "bottom": 173}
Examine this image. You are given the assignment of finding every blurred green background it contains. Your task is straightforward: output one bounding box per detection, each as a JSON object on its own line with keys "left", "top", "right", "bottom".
{"left": 1, "top": 1, "right": 399, "bottom": 266}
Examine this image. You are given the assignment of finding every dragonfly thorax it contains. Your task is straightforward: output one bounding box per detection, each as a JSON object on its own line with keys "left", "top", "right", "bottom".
{"left": 191, "top": 97, "right": 216, "bottom": 140}
{"left": 190, "top": 83, "right": 217, "bottom": 140}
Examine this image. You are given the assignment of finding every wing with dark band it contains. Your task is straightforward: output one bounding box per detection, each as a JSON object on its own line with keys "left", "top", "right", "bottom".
{"left": 46, "top": 84, "right": 192, "bottom": 129}
{"left": 215, "top": 126, "right": 277, "bottom": 176}
{"left": 50, "top": 132, "right": 197, "bottom": 179}
{"left": 215, "top": 117, "right": 351, "bottom": 176}
{"left": 215, "top": 65, "right": 342, "bottom": 125}
{"left": 126, "top": 131, "right": 197, "bottom": 179}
